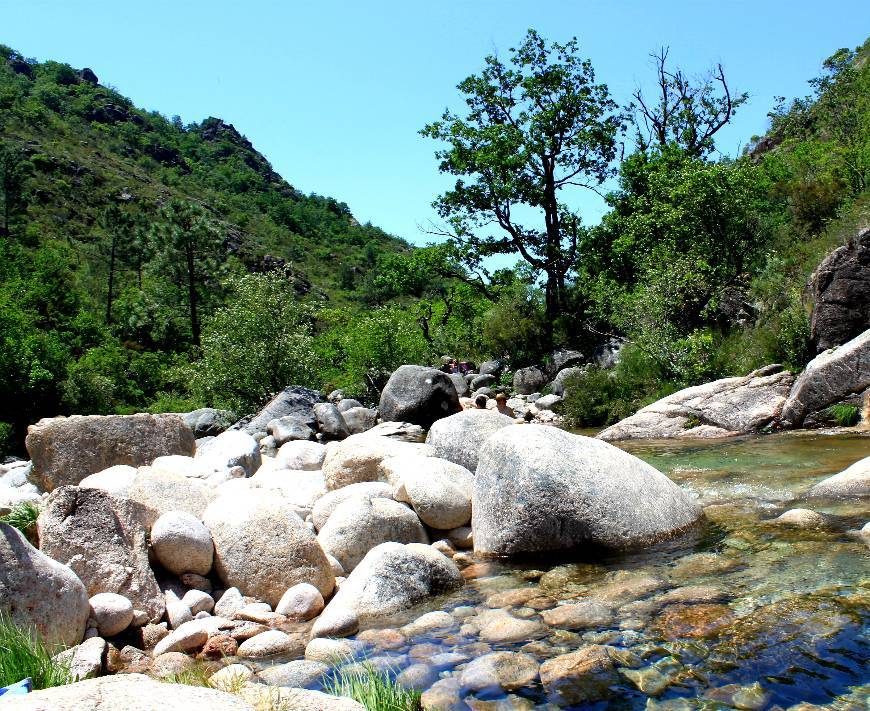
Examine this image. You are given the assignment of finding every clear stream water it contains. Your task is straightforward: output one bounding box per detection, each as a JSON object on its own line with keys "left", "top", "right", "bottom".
{"left": 272, "top": 430, "right": 870, "bottom": 709}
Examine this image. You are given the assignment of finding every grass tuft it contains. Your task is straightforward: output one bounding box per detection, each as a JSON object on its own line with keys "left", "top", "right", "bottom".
{"left": 0, "top": 501, "right": 40, "bottom": 536}
{"left": 0, "top": 613, "right": 73, "bottom": 690}
{"left": 827, "top": 403, "right": 861, "bottom": 427}
{"left": 324, "top": 661, "right": 422, "bottom": 711}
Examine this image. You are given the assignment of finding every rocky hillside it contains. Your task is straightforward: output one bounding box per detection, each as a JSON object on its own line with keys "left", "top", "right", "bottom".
{"left": 0, "top": 45, "right": 407, "bottom": 302}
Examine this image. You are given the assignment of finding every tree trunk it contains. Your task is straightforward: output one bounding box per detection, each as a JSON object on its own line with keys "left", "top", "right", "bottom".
{"left": 186, "top": 241, "right": 200, "bottom": 346}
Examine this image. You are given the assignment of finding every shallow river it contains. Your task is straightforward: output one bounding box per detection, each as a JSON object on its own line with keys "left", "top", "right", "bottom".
{"left": 286, "top": 431, "right": 870, "bottom": 709}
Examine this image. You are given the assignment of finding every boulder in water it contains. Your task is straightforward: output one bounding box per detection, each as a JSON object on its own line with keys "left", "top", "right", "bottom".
{"left": 473, "top": 425, "right": 702, "bottom": 555}
{"left": 425, "top": 409, "right": 514, "bottom": 472}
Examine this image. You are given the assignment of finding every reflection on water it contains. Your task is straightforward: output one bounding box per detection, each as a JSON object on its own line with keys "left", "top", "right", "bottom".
{"left": 272, "top": 432, "right": 870, "bottom": 709}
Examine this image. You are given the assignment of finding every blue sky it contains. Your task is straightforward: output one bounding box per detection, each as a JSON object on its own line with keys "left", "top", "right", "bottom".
{"left": 3, "top": 1, "right": 869, "bottom": 246}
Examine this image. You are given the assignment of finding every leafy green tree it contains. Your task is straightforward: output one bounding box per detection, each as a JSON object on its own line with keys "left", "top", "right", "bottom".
{"left": 422, "top": 29, "right": 622, "bottom": 339}
{"left": 148, "top": 200, "right": 227, "bottom": 346}
{"left": 188, "top": 270, "right": 318, "bottom": 412}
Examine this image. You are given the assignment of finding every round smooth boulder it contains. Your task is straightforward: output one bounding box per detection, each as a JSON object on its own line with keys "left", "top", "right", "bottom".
{"left": 311, "top": 481, "right": 394, "bottom": 531}
{"left": 379, "top": 365, "right": 461, "bottom": 430}
{"left": 150, "top": 511, "right": 214, "bottom": 576}
{"left": 203, "top": 489, "right": 335, "bottom": 607}
{"left": 0, "top": 522, "right": 89, "bottom": 648}
{"left": 391, "top": 457, "right": 474, "bottom": 529}
{"left": 89, "top": 592, "right": 134, "bottom": 637}
{"left": 426, "top": 409, "right": 515, "bottom": 472}
{"left": 473, "top": 425, "right": 702, "bottom": 555}
{"left": 808, "top": 456, "right": 870, "bottom": 498}
{"left": 317, "top": 497, "right": 428, "bottom": 572}
{"left": 321, "top": 433, "right": 432, "bottom": 490}
{"left": 275, "top": 583, "right": 324, "bottom": 621}
{"left": 274, "top": 440, "right": 327, "bottom": 471}
{"left": 513, "top": 366, "right": 546, "bottom": 395}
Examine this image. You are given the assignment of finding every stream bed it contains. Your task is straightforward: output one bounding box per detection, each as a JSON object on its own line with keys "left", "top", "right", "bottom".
{"left": 273, "top": 430, "right": 870, "bottom": 709}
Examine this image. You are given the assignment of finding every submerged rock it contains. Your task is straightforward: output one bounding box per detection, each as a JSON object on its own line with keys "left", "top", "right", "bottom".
{"left": 473, "top": 425, "right": 702, "bottom": 555}
{"left": 808, "top": 456, "right": 870, "bottom": 498}
{"left": 539, "top": 646, "right": 619, "bottom": 705}
{"left": 599, "top": 365, "right": 795, "bottom": 440}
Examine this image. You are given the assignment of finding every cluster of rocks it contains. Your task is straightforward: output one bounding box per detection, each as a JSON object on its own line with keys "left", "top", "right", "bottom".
{"left": 600, "top": 328, "right": 870, "bottom": 440}
{"left": 0, "top": 369, "right": 709, "bottom": 706}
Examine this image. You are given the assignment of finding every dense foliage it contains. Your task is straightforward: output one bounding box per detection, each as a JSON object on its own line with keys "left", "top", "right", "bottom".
{"left": 1, "top": 35, "right": 867, "bottom": 450}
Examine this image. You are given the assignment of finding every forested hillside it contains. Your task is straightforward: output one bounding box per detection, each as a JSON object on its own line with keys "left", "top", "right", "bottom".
{"left": 1, "top": 35, "right": 867, "bottom": 454}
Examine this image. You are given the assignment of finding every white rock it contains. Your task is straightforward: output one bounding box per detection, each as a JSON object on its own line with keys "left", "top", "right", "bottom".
{"left": 317, "top": 496, "right": 428, "bottom": 573}
{"left": 809, "top": 456, "right": 870, "bottom": 498}
{"left": 182, "top": 589, "right": 215, "bottom": 615}
{"left": 89, "top": 592, "right": 134, "bottom": 637}
{"left": 78, "top": 465, "right": 137, "bottom": 497}
{"left": 275, "top": 440, "right": 327, "bottom": 470}
{"left": 275, "top": 583, "right": 324, "bottom": 621}
{"left": 321, "top": 433, "right": 433, "bottom": 490}
{"left": 391, "top": 457, "right": 473, "bottom": 529}
{"left": 425, "top": 409, "right": 516, "bottom": 472}
{"left": 151, "top": 510, "right": 214, "bottom": 576}
{"left": 195, "top": 430, "right": 262, "bottom": 477}
{"left": 203, "top": 489, "right": 334, "bottom": 607}
{"left": 250, "top": 468, "right": 326, "bottom": 510}
{"left": 311, "top": 481, "right": 394, "bottom": 531}
{"left": 774, "top": 508, "right": 826, "bottom": 526}
{"left": 237, "top": 629, "right": 297, "bottom": 658}
{"left": 209, "top": 663, "right": 254, "bottom": 692}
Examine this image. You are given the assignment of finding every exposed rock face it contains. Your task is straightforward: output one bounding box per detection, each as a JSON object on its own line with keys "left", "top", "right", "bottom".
{"left": 37, "top": 486, "right": 165, "bottom": 622}
{"left": 780, "top": 329, "right": 870, "bottom": 429}
{"left": 202, "top": 489, "right": 334, "bottom": 607}
{"left": 317, "top": 497, "right": 428, "bottom": 572}
{"left": 0, "top": 673, "right": 254, "bottom": 710}
{"left": 473, "top": 425, "right": 702, "bottom": 555}
{"left": 599, "top": 365, "right": 795, "bottom": 440}
{"left": 127, "top": 467, "right": 217, "bottom": 519}
{"left": 513, "top": 366, "right": 546, "bottom": 395}
{"left": 235, "top": 385, "right": 323, "bottom": 433}
{"left": 426, "top": 409, "right": 515, "bottom": 472}
{"left": 312, "top": 542, "right": 461, "bottom": 637}
{"left": 379, "top": 365, "right": 462, "bottom": 429}
{"left": 808, "top": 456, "right": 870, "bottom": 498}
{"left": 25, "top": 414, "right": 194, "bottom": 491}
{"left": 810, "top": 228, "right": 870, "bottom": 353}
{"left": 0, "top": 522, "right": 89, "bottom": 648}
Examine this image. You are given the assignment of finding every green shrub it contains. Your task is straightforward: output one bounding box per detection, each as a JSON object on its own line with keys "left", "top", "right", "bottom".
{"left": 324, "top": 662, "right": 422, "bottom": 711}
{"left": 0, "top": 501, "right": 40, "bottom": 539}
{"left": 827, "top": 403, "right": 860, "bottom": 427}
{"left": 0, "top": 613, "right": 73, "bottom": 690}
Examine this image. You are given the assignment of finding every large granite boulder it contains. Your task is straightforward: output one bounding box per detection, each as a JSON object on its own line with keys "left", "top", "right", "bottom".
{"left": 317, "top": 497, "right": 428, "bottom": 572}
{"left": 599, "top": 365, "right": 795, "bottom": 440}
{"left": 321, "top": 432, "right": 432, "bottom": 490}
{"left": 473, "top": 425, "right": 702, "bottom": 555}
{"left": 0, "top": 674, "right": 255, "bottom": 710}
{"left": 235, "top": 385, "right": 323, "bottom": 434}
{"left": 37, "top": 486, "right": 165, "bottom": 622}
{"left": 202, "top": 489, "right": 334, "bottom": 607}
{"left": 0, "top": 522, "right": 89, "bottom": 648}
{"left": 548, "top": 349, "right": 584, "bottom": 377}
{"left": 311, "top": 481, "right": 395, "bottom": 531}
{"left": 513, "top": 366, "right": 546, "bottom": 395}
{"left": 127, "top": 467, "right": 217, "bottom": 519}
{"left": 810, "top": 227, "right": 870, "bottom": 353}
{"left": 313, "top": 402, "right": 350, "bottom": 440}
{"left": 780, "top": 329, "right": 870, "bottom": 429}
{"left": 341, "top": 406, "right": 378, "bottom": 435}
{"left": 25, "top": 414, "right": 194, "bottom": 492}
{"left": 312, "top": 542, "right": 461, "bottom": 637}
{"left": 808, "top": 456, "right": 870, "bottom": 498}
{"left": 379, "top": 365, "right": 461, "bottom": 429}
{"left": 426, "top": 409, "right": 515, "bottom": 472}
